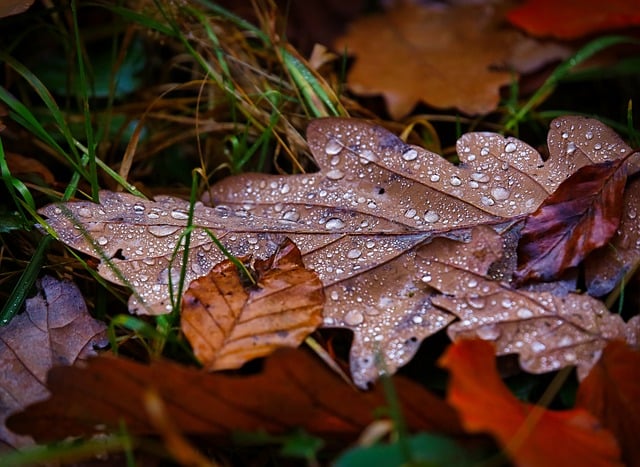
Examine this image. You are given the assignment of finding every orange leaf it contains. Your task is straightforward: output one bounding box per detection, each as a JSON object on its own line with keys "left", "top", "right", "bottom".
{"left": 439, "top": 339, "right": 622, "bottom": 467}
{"left": 181, "top": 238, "right": 324, "bottom": 370}
{"left": 7, "top": 349, "right": 462, "bottom": 443}
{"left": 576, "top": 341, "right": 640, "bottom": 466}
{"left": 507, "top": 0, "right": 640, "bottom": 40}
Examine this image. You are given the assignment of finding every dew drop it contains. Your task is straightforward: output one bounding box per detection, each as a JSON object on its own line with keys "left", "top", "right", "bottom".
{"left": 78, "top": 207, "right": 92, "bottom": 218}
{"left": 504, "top": 142, "right": 517, "bottom": 153}
{"left": 402, "top": 148, "right": 418, "bottom": 161}
{"left": 471, "top": 172, "right": 490, "bottom": 183}
{"left": 326, "top": 169, "right": 345, "bottom": 180}
{"left": 404, "top": 208, "right": 417, "bottom": 218}
{"left": 325, "top": 218, "right": 345, "bottom": 230}
{"left": 330, "top": 290, "right": 339, "bottom": 300}
{"left": 430, "top": 174, "right": 440, "bottom": 182}
{"left": 480, "top": 196, "right": 495, "bottom": 206}
{"left": 149, "top": 225, "right": 180, "bottom": 237}
{"left": 628, "top": 208, "right": 637, "bottom": 220}
{"left": 359, "top": 149, "right": 378, "bottom": 164}
{"left": 344, "top": 310, "right": 364, "bottom": 326}
{"left": 170, "top": 210, "right": 189, "bottom": 220}
{"left": 347, "top": 248, "right": 362, "bottom": 259}
{"left": 517, "top": 308, "right": 534, "bottom": 319}
{"left": 147, "top": 212, "right": 160, "bottom": 219}
{"left": 421, "top": 274, "right": 432, "bottom": 283}
{"left": 133, "top": 204, "right": 145, "bottom": 214}
{"left": 531, "top": 341, "right": 546, "bottom": 353}
{"left": 450, "top": 176, "right": 462, "bottom": 186}
{"left": 477, "top": 324, "right": 501, "bottom": 340}
{"left": 325, "top": 138, "right": 342, "bottom": 155}
{"left": 282, "top": 210, "right": 300, "bottom": 222}
{"left": 480, "top": 146, "right": 490, "bottom": 156}
{"left": 467, "top": 278, "right": 478, "bottom": 288}
{"left": 566, "top": 141, "right": 577, "bottom": 155}
{"left": 467, "top": 295, "right": 485, "bottom": 309}
{"left": 423, "top": 210, "right": 439, "bottom": 223}
{"left": 594, "top": 143, "right": 602, "bottom": 150}
{"left": 97, "top": 236, "right": 108, "bottom": 246}
{"left": 279, "top": 184, "right": 291, "bottom": 195}
{"left": 366, "top": 240, "right": 375, "bottom": 248}
{"left": 561, "top": 132, "right": 569, "bottom": 139}
{"left": 412, "top": 315, "right": 423, "bottom": 324}
{"left": 585, "top": 130, "right": 593, "bottom": 140}
{"left": 491, "top": 187, "right": 510, "bottom": 200}
{"left": 367, "top": 201, "right": 377, "bottom": 209}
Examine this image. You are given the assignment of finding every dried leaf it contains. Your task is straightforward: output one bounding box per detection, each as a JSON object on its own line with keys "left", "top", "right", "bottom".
{"left": 424, "top": 227, "right": 633, "bottom": 380}
{"left": 0, "top": 276, "right": 107, "bottom": 449}
{"left": 507, "top": 0, "right": 640, "bottom": 39}
{"left": 7, "top": 349, "right": 462, "bottom": 443}
{"left": 439, "top": 339, "right": 622, "bottom": 467}
{"left": 576, "top": 341, "right": 640, "bottom": 466}
{"left": 181, "top": 238, "right": 324, "bottom": 370}
{"left": 0, "top": 0, "right": 34, "bottom": 18}
{"left": 334, "top": 3, "right": 569, "bottom": 117}
{"left": 39, "top": 116, "right": 632, "bottom": 387}
{"left": 515, "top": 158, "right": 629, "bottom": 283}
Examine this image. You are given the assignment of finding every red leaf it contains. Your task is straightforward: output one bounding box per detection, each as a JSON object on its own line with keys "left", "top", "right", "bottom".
{"left": 439, "top": 339, "right": 622, "bottom": 467}
{"left": 576, "top": 341, "right": 640, "bottom": 467}
{"left": 507, "top": 0, "right": 640, "bottom": 39}
{"left": 7, "top": 349, "right": 462, "bottom": 443}
{"left": 515, "top": 159, "right": 627, "bottom": 283}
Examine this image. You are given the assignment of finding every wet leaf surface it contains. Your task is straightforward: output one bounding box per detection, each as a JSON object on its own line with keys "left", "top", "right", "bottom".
{"left": 439, "top": 339, "right": 622, "bottom": 466}
{"left": 7, "top": 348, "right": 462, "bottom": 443}
{"left": 334, "top": 2, "right": 569, "bottom": 117}
{"left": 39, "top": 116, "right": 636, "bottom": 387}
{"left": 181, "top": 238, "right": 324, "bottom": 370}
{"left": 0, "top": 276, "right": 107, "bottom": 449}
{"left": 576, "top": 340, "right": 640, "bottom": 467}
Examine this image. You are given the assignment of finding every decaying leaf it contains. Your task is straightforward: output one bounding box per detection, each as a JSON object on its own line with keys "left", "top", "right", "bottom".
{"left": 507, "top": 0, "right": 640, "bottom": 39}
{"left": 181, "top": 238, "right": 324, "bottom": 370}
{"left": 334, "top": 2, "right": 569, "bottom": 117}
{"left": 425, "top": 226, "right": 636, "bottom": 380}
{"left": 516, "top": 157, "right": 631, "bottom": 283}
{"left": 439, "top": 339, "right": 622, "bottom": 466}
{"left": 576, "top": 340, "right": 640, "bottom": 466}
{"left": 0, "top": 276, "right": 107, "bottom": 449}
{"left": 39, "top": 116, "right": 635, "bottom": 387}
{"left": 7, "top": 348, "right": 462, "bottom": 443}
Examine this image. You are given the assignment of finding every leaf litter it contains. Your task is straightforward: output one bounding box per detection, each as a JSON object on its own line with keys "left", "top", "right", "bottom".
{"left": 38, "top": 116, "right": 640, "bottom": 387}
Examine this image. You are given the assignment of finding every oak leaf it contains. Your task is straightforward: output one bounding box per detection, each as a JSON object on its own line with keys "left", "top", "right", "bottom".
{"left": 439, "top": 339, "right": 622, "bottom": 467}
{"left": 507, "top": 0, "right": 640, "bottom": 39}
{"left": 7, "top": 348, "right": 462, "bottom": 443}
{"left": 334, "top": 2, "right": 569, "bottom": 117}
{"left": 39, "top": 116, "right": 633, "bottom": 387}
{"left": 181, "top": 238, "right": 324, "bottom": 370}
{"left": 576, "top": 340, "right": 640, "bottom": 466}
{"left": 0, "top": 276, "right": 107, "bottom": 449}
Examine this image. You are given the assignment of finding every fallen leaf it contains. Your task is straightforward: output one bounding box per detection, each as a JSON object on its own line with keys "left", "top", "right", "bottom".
{"left": 5, "top": 152, "right": 55, "bottom": 185}
{"left": 7, "top": 348, "right": 462, "bottom": 443}
{"left": 507, "top": 0, "right": 640, "bottom": 39}
{"left": 439, "top": 339, "right": 622, "bottom": 467}
{"left": 0, "top": 0, "right": 34, "bottom": 18}
{"left": 585, "top": 177, "right": 640, "bottom": 296}
{"left": 424, "top": 226, "right": 634, "bottom": 380}
{"left": 38, "top": 116, "right": 633, "bottom": 387}
{"left": 576, "top": 340, "right": 640, "bottom": 467}
{"left": 0, "top": 276, "right": 107, "bottom": 449}
{"left": 515, "top": 158, "right": 629, "bottom": 283}
{"left": 334, "top": 2, "right": 569, "bottom": 117}
{"left": 181, "top": 238, "right": 324, "bottom": 370}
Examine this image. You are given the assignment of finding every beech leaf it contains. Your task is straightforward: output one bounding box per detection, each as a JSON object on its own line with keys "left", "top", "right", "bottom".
{"left": 7, "top": 349, "right": 462, "bottom": 443}
{"left": 38, "top": 116, "right": 633, "bottom": 387}
{"left": 181, "top": 238, "right": 324, "bottom": 370}
{"left": 576, "top": 340, "right": 640, "bottom": 466}
{"left": 0, "top": 276, "right": 107, "bottom": 449}
{"left": 439, "top": 339, "right": 622, "bottom": 467}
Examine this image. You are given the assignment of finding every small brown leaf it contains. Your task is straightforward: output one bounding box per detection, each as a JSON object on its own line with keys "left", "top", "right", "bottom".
{"left": 7, "top": 349, "right": 462, "bottom": 443}
{"left": 439, "top": 339, "right": 622, "bottom": 466}
{"left": 516, "top": 158, "right": 629, "bottom": 283}
{"left": 181, "top": 238, "right": 324, "bottom": 370}
{"left": 0, "top": 276, "right": 107, "bottom": 449}
{"left": 576, "top": 341, "right": 640, "bottom": 466}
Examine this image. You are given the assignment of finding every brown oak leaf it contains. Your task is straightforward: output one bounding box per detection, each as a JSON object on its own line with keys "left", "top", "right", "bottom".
{"left": 38, "top": 116, "right": 633, "bottom": 387}
{"left": 181, "top": 238, "right": 324, "bottom": 370}
{"left": 0, "top": 276, "right": 107, "bottom": 449}
{"left": 334, "top": 2, "right": 569, "bottom": 118}
{"left": 7, "top": 348, "right": 462, "bottom": 443}
{"left": 439, "top": 339, "right": 622, "bottom": 466}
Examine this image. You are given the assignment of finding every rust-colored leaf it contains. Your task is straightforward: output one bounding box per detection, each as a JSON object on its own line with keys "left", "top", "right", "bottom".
{"left": 439, "top": 339, "right": 622, "bottom": 467}
{"left": 38, "top": 116, "right": 633, "bottom": 387}
{"left": 507, "top": 0, "right": 640, "bottom": 39}
{"left": 425, "top": 227, "right": 635, "bottom": 380}
{"left": 0, "top": 276, "right": 107, "bottom": 449}
{"left": 334, "top": 3, "right": 569, "bottom": 118}
{"left": 576, "top": 340, "right": 640, "bottom": 467}
{"left": 181, "top": 238, "right": 324, "bottom": 370}
{"left": 7, "top": 349, "right": 462, "bottom": 443}
{"left": 516, "top": 158, "right": 629, "bottom": 283}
